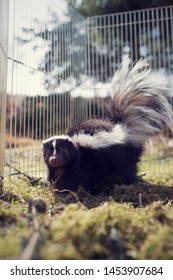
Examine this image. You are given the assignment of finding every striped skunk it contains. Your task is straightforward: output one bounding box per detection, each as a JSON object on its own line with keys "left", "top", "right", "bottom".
{"left": 42, "top": 57, "right": 173, "bottom": 195}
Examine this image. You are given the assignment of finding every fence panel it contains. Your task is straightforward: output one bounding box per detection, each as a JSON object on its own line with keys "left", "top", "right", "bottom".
{"left": 87, "top": 6, "right": 173, "bottom": 80}
{"left": 1, "top": 2, "right": 173, "bottom": 183}
{"left": 0, "top": 0, "right": 9, "bottom": 193}
{"left": 87, "top": 6, "right": 173, "bottom": 181}
{"left": 5, "top": 0, "right": 87, "bottom": 179}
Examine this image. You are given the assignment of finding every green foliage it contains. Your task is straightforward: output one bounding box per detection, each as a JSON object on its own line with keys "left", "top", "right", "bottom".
{"left": 74, "top": 0, "right": 173, "bottom": 17}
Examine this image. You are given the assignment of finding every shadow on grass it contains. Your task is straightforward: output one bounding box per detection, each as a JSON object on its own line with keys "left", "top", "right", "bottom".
{"left": 55, "top": 181, "right": 173, "bottom": 209}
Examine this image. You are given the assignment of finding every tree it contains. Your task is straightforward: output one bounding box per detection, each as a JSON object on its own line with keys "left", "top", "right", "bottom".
{"left": 83, "top": 0, "right": 173, "bottom": 81}
{"left": 71, "top": 0, "right": 173, "bottom": 16}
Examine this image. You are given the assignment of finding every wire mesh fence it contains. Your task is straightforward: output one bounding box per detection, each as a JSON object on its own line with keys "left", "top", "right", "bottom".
{"left": 87, "top": 6, "right": 173, "bottom": 79}
{"left": 5, "top": 0, "right": 88, "bottom": 180}
{"left": 1, "top": 1, "right": 173, "bottom": 184}
{"left": 86, "top": 5, "right": 173, "bottom": 181}
{"left": 0, "top": 0, "right": 9, "bottom": 193}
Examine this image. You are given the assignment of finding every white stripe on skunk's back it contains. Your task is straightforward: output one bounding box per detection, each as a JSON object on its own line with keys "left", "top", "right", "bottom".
{"left": 70, "top": 124, "right": 127, "bottom": 149}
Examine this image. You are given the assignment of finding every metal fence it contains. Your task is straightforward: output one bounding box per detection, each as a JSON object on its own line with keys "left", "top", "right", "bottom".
{"left": 86, "top": 5, "right": 173, "bottom": 181}
{"left": 0, "top": 0, "right": 9, "bottom": 193}
{"left": 5, "top": 0, "right": 87, "bottom": 180}
{"left": 1, "top": 1, "right": 173, "bottom": 184}
{"left": 87, "top": 6, "right": 173, "bottom": 80}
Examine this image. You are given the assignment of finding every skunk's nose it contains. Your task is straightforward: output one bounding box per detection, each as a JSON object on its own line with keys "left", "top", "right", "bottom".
{"left": 49, "top": 156, "right": 58, "bottom": 167}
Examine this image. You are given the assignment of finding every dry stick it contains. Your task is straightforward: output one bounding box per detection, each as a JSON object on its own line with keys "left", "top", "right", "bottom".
{"left": 0, "top": 175, "right": 3, "bottom": 196}
{"left": 20, "top": 205, "right": 40, "bottom": 260}
{"left": 55, "top": 189, "right": 81, "bottom": 203}
{"left": 4, "top": 161, "right": 42, "bottom": 185}
{"left": 0, "top": 190, "right": 10, "bottom": 199}
{"left": 139, "top": 193, "right": 143, "bottom": 208}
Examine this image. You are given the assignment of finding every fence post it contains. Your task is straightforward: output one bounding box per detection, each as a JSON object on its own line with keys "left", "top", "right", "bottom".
{"left": 0, "top": 0, "right": 9, "bottom": 195}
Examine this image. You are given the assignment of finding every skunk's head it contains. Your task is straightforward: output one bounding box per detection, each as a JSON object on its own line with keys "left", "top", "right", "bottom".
{"left": 42, "top": 136, "right": 77, "bottom": 168}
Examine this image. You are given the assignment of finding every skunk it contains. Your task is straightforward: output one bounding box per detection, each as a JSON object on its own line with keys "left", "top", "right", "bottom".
{"left": 42, "top": 57, "right": 173, "bottom": 195}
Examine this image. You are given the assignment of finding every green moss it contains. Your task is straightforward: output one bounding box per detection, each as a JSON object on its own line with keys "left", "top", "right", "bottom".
{"left": 140, "top": 226, "right": 173, "bottom": 259}
{"left": 39, "top": 202, "right": 173, "bottom": 260}
{"left": 0, "top": 236, "right": 21, "bottom": 259}
{"left": 0, "top": 208, "right": 18, "bottom": 226}
{"left": 1, "top": 154, "right": 173, "bottom": 259}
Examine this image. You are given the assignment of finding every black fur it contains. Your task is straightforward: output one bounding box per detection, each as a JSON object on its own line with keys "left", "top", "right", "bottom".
{"left": 42, "top": 57, "right": 173, "bottom": 195}
{"left": 42, "top": 121, "right": 143, "bottom": 195}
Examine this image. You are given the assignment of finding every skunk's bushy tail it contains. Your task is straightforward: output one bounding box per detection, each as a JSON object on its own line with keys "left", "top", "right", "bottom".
{"left": 105, "top": 56, "right": 173, "bottom": 145}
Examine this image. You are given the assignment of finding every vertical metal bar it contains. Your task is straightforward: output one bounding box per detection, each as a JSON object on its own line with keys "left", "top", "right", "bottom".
{"left": 0, "top": 0, "right": 9, "bottom": 193}
{"left": 156, "top": 8, "right": 161, "bottom": 68}
{"left": 151, "top": 9, "right": 156, "bottom": 69}
{"left": 129, "top": 12, "right": 133, "bottom": 58}
{"left": 133, "top": 11, "right": 138, "bottom": 60}
{"left": 165, "top": 7, "right": 171, "bottom": 73}
{"left": 111, "top": 14, "right": 115, "bottom": 72}
{"left": 142, "top": 10, "right": 147, "bottom": 58}
{"left": 147, "top": 9, "right": 152, "bottom": 62}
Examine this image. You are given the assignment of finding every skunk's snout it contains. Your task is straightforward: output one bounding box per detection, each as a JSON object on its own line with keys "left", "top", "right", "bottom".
{"left": 49, "top": 156, "right": 58, "bottom": 167}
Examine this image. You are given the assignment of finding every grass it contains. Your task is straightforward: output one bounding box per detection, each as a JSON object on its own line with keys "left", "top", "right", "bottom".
{"left": 1, "top": 141, "right": 173, "bottom": 260}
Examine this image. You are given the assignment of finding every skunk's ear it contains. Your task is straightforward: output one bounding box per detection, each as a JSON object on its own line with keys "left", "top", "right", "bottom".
{"left": 42, "top": 140, "right": 52, "bottom": 152}
{"left": 42, "top": 142, "right": 46, "bottom": 149}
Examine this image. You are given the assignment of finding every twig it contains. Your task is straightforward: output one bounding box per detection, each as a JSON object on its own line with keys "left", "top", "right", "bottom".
{"left": 0, "top": 190, "right": 10, "bottom": 200}
{"left": 55, "top": 189, "right": 81, "bottom": 203}
{"left": 20, "top": 204, "right": 40, "bottom": 260}
{"left": 139, "top": 193, "right": 143, "bottom": 208}
{"left": 138, "top": 173, "right": 146, "bottom": 180}
{"left": 0, "top": 175, "right": 3, "bottom": 196}
{"left": 4, "top": 161, "right": 42, "bottom": 185}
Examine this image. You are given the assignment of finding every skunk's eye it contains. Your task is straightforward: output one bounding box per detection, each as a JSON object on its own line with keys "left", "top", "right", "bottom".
{"left": 42, "top": 142, "right": 54, "bottom": 154}
{"left": 42, "top": 143, "right": 48, "bottom": 151}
